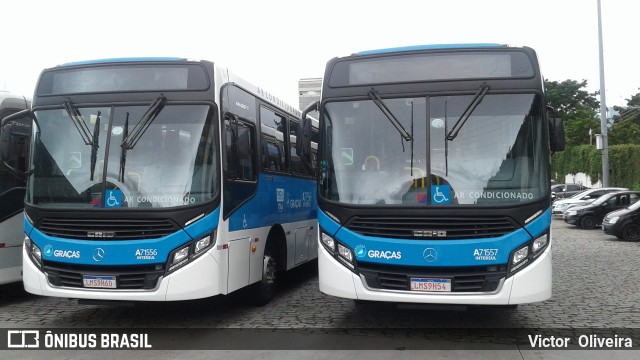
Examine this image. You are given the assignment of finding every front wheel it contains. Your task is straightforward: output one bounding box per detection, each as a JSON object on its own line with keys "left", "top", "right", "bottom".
{"left": 580, "top": 215, "right": 597, "bottom": 230}
{"left": 621, "top": 224, "right": 640, "bottom": 242}
{"left": 249, "top": 250, "right": 278, "bottom": 306}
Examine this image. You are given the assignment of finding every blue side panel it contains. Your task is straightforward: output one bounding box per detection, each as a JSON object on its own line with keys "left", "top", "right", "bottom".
{"left": 183, "top": 208, "right": 220, "bottom": 240}
{"left": 27, "top": 207, "right": 220, "bottom": 266}
{"left": 357, "top": 43, "right": 503, "bottom": 55}
{"left": 523, "top": 208, "right": 552, "bottom": 238}
{"left": 61, "top": 57, "right": 185, "bottom": 67}
{"left": 318, "top": 210, "right": 341, "bottom": 236}
{"left": 228, "top": 174, "right": 316, "bottom": 232}
{"left": 24, "top": 213, "right": 34, "bottom": 236}
{"left": 325, "top": 207, "right": 551, "bottom": 267}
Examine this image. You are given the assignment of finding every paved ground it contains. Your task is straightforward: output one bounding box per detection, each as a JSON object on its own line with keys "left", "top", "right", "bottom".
{"left": 1, "top": 218, "right": 639, "bottom": 357}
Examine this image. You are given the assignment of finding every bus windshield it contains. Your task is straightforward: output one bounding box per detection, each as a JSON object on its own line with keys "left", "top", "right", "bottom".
{"left": 321, "top": 93, "right": 547, "bottom": 206}
{"left": 29, "top": 104, "right": 218, "bottom": 209}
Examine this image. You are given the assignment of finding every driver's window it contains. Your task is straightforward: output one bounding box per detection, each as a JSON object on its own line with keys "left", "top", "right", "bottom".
{"left": 224, "top": 117, "right": 256, "bottom": 182}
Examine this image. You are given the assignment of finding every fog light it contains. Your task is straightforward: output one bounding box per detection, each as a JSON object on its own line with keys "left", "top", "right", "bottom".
{"left": 321, "top": 233, "right": 335, "bottom": 253}
{"left": 532, "top": 235, "right": 548, "bottom": 254}
{"left": 194, "top": 236, "right": 211, "bottom": 254}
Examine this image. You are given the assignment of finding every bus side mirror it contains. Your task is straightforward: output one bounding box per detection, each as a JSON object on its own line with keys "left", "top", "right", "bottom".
{"left": 549, "top": 117, "right": 565, "bottom": 152}
{"left": 1, "top": 110, "right": 33, "bottom": 181}
{"left": 296, "top": 100, "right": 318, "bottom": 159}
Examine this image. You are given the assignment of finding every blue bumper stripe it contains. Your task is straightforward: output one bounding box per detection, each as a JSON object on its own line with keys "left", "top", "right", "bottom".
{"left": 27, "top": 207, "right": 220, "bottom": 266}
{"left": 321, "top": 207, "right": 551, "bottom": 267}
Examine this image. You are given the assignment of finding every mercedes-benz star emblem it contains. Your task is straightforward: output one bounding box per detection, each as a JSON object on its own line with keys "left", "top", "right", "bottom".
{"left": 423, "top": 248, "right": 438, "bottom": 263}
{"left": 93, "top": 248, "right": 105, "bottom": 262}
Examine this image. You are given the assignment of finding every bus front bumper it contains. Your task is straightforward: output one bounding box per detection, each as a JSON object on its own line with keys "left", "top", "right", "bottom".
{"left": 22, "top": 245, "right": 222, "bottom": 301}
{"left": 318, "top": 243, "right": 552, "bottom": 305}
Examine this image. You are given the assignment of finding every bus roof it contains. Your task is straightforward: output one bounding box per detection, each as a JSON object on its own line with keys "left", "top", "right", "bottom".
{"left": 59, "top": 57, "right": 186, "bottom": 67}
{"left": 356, "top": 43, "right": 505, "bottom": 55}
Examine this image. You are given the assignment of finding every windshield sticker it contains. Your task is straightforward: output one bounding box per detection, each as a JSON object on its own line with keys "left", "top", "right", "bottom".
{"left": 67, "top": 152, "right": 82, "bottom": 169}
{"left": 431, "top": 185, "right": 451, "bottom": 205}
{"left": 105, "top": 190, "right": 123, "bottom": 208}
{"left": 340, "top": 148, "right": 354, "bottom": 166}
{"left": 416, "top": 193, "right": 428, "bottom": 204}
{"left": 453, "top": 191, "right": 534, "bottom": 200}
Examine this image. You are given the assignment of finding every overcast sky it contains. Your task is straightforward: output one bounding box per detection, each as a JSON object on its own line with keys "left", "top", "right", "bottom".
{"left": 1, "top": 0, "right": 637, "bottom": 110}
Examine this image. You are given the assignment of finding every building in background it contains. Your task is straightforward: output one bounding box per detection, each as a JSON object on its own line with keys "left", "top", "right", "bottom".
{"left": 298, "top": 78, "right": 321, "bottom": 119}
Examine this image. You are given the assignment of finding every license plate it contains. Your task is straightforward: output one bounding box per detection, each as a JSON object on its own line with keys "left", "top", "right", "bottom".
{"left": 410, "top": 278, "right": 451, "bottom": 292}
{"left": 83, "top": 275, "right": 116, "bottom": 289}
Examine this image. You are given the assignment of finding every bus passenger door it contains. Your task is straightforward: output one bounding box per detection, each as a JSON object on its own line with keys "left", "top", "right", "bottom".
{"left": 227, "top": 237, "right": 250, "bottom": 293}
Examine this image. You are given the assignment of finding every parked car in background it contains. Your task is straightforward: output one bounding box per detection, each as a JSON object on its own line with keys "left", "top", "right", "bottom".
{"left": 564, "top": 191, "right": 640, "bottom": 229}
{"left": 552, "top": 187, "right": 628, "bottom": 216}
{"left": 551, "top": 183, "right": 590, "bottom": 202}
{"left": 602, "top": 200, "right": 640, "bottom": 241}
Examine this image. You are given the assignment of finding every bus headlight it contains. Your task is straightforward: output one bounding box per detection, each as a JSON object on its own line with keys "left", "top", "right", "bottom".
{"left": 508, "top": 233, "right": 549, "bottom": 275}
{"left": 532, "top": 234, "right": 548, "bottom": 254}
{"left": 510, "top": 246, "right": 529, "bottom": 272}
{"left": 194, "top": 235, "right": 212, "bottom": 255}
{"left": 320, "top": 230, "right": 356, "bottom": 271}
{"left": 166, "top": 231, "right": 217, "bottom": 274}
{"left": 337, "top": 243, "right": 354, "bottom": 263}
{"left": 321, "top": 232, "right": 335, "bottom": 253}
{"left": 24, "top": 235, "right": 42, "bottom": 268}
{"left": 169, "top": 246, "right": 190, "bottom": 272}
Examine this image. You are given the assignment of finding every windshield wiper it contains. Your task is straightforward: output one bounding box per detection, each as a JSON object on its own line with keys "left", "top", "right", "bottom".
{"left": 118, "top": 113, "right": 130, "bottom": 182}
{"left": 122, "top": 95, "right": 166, "bottom": 150}
{"left": 119, "top": 96, "right": 166, "bottom": 182}
{"left": 89, "top": 112, "right": 101, "bottom": 181}
{"left": 63, "top": 101, "right": 101, "bottom": 181}
{"left": 63, "top": 100, "right": 94, "bottom": 146}
{"left": 368, "top": 88, "right": 413, "bottom": 142}
{"left": 446, "top": 83, "right": 489, "bottom": 141}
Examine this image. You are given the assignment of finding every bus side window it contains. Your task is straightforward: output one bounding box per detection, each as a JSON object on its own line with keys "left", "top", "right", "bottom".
{"left": 225, "top": 117, "right": 256, "bottom": 181}
{"left": 289, "top": 119, "right": 308, "bottom": 177}
{"left": 260, "top": 106, "right": 288, "bottom": 173}
{"left": 264, "top": 141, "right": 283, "bottom": 171}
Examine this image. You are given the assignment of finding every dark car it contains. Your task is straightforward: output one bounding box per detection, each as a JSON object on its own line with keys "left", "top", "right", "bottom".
{"left": 563, "top": 191, "right": 640, "bottom": 229}
{"left": 602, "top": 199, "right": 640, "bottom": 241}
{"left": 551, "top": 183, "right": 590, "bottom": 202}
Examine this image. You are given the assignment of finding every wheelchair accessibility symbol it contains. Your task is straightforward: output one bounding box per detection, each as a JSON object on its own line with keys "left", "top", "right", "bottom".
{"left": 105, "top": 190, "right": 123, "bottom": 208}
{"left": 431, "top": 185, "right": 451, "bottom": 205}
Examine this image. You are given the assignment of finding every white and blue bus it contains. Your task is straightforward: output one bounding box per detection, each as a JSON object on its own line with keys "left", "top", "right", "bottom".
{"left": 0, "top": 91, "right": 31, "bottom": 285}
{"left": 299, "top": 44, "right": 564, "bottom": 306}
{"left": 4, "top": 58, "right": 318, "bottom": 303}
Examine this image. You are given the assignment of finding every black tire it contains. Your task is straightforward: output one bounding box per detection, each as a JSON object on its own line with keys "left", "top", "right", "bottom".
{"left": 580, "top": 215, "right": 597, "bottom": 229}
{"left": 250, "top": 249, "right": 278, "bottom": 306}
{"left": 621, "top": 224, "right": 640, "bottom": 242}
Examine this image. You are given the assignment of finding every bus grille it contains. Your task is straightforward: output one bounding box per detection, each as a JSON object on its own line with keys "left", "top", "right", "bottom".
{"left": 43, "top": 261, "right": 164, "bottom": 290}
{"left": 37, "top": 218, "right": 178, "bottom": 240}
{"left": 358, "top": 263, "right": 507, "bottom": 292}
{"left": 345, "top": 215, "right": 517, "bottom": 240}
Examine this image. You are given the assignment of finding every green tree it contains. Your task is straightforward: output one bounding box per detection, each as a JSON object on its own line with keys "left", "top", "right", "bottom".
{"left": 610, "top": 90, "right": 640, "bottom": 145}
{"left": 545, "top": 79, "right": 599, "bottom": 116}
{"left": 544, "top": 79, "right": 600, "bottom": 146}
